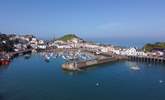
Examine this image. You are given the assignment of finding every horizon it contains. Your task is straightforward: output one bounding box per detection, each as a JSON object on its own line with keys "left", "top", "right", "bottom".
{"left": 0, "top": 0, "right": 165, "bottom": 40}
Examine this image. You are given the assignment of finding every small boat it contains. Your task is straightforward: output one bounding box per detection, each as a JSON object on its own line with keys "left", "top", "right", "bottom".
{"left": 159, "top": 80, "right": 163, "bottom": 83}
{"left": 130, "top": 66, "right": 140, "bottom": 71}
{"left": 24, "top": 54, "right": 31, "bottom": 59}
{"left": 81, "top": 55, "right": 87, "bottom": 60}
{"left": 0, "top": 59, "right": 10, "bottom": 65}
{"left": 44, "top": 55, "right": 50, "bottom": 62}
{"left": 62, "top": 55, "right": 67, "bottom": 60}
{"left": 50, "top": 53, "right": 54, "bottom": 57}
{"left": 96, "top": 51, "right": 100, "bottom": 55}
{"left": 96, "top": 82, "right": 100, "bottom": 87}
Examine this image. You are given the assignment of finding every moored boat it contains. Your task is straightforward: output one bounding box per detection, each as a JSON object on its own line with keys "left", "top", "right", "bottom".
{"left": 0, "top": 59, "right": 10, "bottom": 65}
{"left": 24, "top": 54, "right": 31, "bottom": 59}
{"left": 44, "top": 55, "right": 50, "bottom": 62}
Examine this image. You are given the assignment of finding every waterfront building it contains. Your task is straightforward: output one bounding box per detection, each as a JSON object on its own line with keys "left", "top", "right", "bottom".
{"left": 56, "top": 44, "right": 72, "bottom": 49}
{"left": 38, "top": 45, "right": 47, "bottom": 49}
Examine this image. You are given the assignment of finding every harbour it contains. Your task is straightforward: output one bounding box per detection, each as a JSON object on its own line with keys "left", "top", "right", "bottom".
{"left": 39, "top": 48, "right": 165, "bottom": 71}
{"left": 0, "top": 0, "right": 165, "bottom": 99}
{"left": 0, "top": 54, "right": 165, "bottom": 100}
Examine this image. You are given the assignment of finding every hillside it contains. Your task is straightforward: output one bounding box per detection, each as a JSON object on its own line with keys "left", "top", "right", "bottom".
{"left": 143, "top": 42, "right": 165, "bottom": 52}
{"left": 57, "top": 34, "right": 83, "bottom": 42}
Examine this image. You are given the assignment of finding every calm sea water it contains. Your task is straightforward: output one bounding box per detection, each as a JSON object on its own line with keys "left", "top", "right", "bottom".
{"left": 0, "top": 54, "right": 165, "bottom": 100}
{"left": 85, "top": 37, "right": 165, "bottom": 48}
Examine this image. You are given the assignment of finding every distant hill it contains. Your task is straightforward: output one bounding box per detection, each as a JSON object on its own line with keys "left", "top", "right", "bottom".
{"left": 57, "top": 34, "right": 84, "bottom": 42}
{"left": 143, "top": 42, "right": 165, "bottom": 52}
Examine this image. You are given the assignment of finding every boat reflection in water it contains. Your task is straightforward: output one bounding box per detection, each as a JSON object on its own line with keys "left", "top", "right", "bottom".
{"left": 24, "top": 54, "right": 31, "bottom": 59}
{"left": 0, "top": 64, "right": 10, "bottom": 71}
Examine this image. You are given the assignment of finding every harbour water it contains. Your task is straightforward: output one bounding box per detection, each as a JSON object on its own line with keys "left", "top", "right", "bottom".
{"left": 0, "top": 53, "right": 165, "bottom": 100}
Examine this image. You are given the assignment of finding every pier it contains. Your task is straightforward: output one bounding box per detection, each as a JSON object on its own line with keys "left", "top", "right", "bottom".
{"left": 127, "top": 56, "right": 165, "bottom": 64}
{"left": 61, "top": 49, "right": 165, "bottom": 71}
{"left": 61, "top": 49, "right": 127, "bottom": 71}
{"left": 62, "top": 57, "right": 119, "bottom": 71}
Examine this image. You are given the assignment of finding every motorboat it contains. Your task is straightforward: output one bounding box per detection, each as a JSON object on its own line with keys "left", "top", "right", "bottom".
{"left": 24, "top": 54, "right": 31, "bottom": 59}
{"left": 130, "top": 66, "right": 140, "bottom": 71}
{"left": 44, "top": 54, "right": 50, "bottom": 62}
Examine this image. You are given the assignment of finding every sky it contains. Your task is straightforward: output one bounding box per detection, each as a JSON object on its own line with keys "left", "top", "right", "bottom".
{"left": 0, "top": 0, "right": 165, "bottom": 40}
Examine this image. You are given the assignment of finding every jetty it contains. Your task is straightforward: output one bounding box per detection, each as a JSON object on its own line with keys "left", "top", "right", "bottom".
{"left": 128, "top": 56, "right": 165, "bottom": 63}
{"left": 62, "top": 57, "right": 120, "bottom": 70}
{"left": 61, "top": 49, "right": 165, "bottom": 71}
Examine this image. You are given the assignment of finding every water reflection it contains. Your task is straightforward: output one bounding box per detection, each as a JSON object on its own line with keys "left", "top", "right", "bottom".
{"left": 24, "top": 54, "right": 31, "bottom": 60}
{"left": 62, "top": 70, "right": 85, "bottom": 76}
{"left": 0, "top": 64, "right": 10, "bottom": 71}
{"left": 0, "top": 94, "right": 4, "bottom": 100}
{"left": 125, "top": 61, "right": 140, "bottom": 71}
{"left": 1, "top": 54, "right": 165, "bottom": 100}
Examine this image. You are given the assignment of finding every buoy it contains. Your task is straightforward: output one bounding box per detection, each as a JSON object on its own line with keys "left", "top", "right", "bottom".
{"left": 96, "top": 82, "right": 99, "bottom": 87}
{"left": 159, "top": 80, "right": 163, "bottom": 83}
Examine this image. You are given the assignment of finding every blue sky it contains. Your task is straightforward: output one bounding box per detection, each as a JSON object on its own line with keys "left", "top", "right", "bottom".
{"left": 0, "top": 0, "right": 165, "bottom": 39}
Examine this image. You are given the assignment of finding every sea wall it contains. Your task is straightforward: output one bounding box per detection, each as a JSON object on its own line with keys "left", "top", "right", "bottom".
{"left": 62, "top": 57, "right": 119, "bottom": 71}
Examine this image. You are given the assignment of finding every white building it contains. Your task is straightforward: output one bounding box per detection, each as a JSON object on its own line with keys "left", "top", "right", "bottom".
{"left": 119, "top": 47, "right": 147, "bottom": 56}
{"left": 70, "top": 38, "right": 79, "bottom": 43}
{"left": 30, "top": 38, "right": 38, "bottom": 45}
{"left": 124, "top": 48, "right": 137, "bottom": 56}
{"left": 100, "top": 47, "right": 108, "bottom": 53}
{"left": 56, "top": 45, "right": 72, "bottom": 49}
{"left": 38, "top": 45, "right": 47, "bottom": 49}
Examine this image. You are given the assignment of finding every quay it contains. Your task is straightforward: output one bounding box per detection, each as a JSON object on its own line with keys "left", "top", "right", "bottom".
{"left": 128, "top": 56, "right": 165, "bottom": 64}
{"left": 62, "top": 57, "right": 120, "bottom": 71}
{"left": 62, "top": 55, "right": 165, "bottom": 71}
{"left": 0, "top": 49, "right": 33, "bottom": 65}
{"left": 62, "top": 51, "right": 127, "bottom": 71}
{"left": 61, "top": 48, "right": 165, "bottom": 71}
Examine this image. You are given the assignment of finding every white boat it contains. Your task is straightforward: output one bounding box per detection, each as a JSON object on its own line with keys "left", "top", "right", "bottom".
{"left": 44, "top": 55, "right": 50, "bottom": 62}
{"left": 126, "top": 61, "right": 140, "bottom": 71}
{"left": 62, "top": 55, "right": 67, "bottom": 60}
{"left": 50, "top": 53, "right": 54, "bottom": 57}
{"left": 159, "top": 80, "right": 163, "bottom": 83}
{"left": 130, "top": 66, "right": 140, "bottom": 71}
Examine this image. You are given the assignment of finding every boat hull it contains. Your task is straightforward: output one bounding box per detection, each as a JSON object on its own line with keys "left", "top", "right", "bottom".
{"left": 0, "top": 59, "right": 10, "bottom": 65}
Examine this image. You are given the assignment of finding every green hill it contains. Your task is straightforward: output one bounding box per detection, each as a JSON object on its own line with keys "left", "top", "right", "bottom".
{"left": 58, "top": 34, "right": 82, "bottom": 42}
{"left": 143, "top": 42, "right": 165, "bottom": 52}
